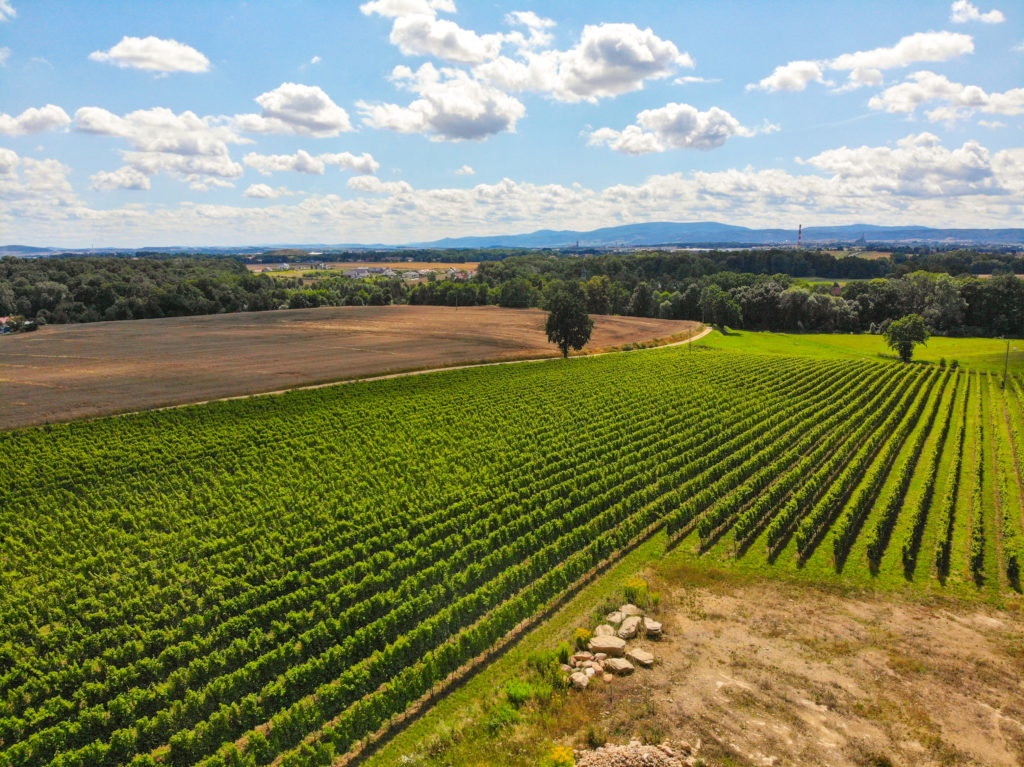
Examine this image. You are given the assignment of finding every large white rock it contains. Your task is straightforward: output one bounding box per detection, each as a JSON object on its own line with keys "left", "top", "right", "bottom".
{"left": 617, "top": 615, "right": 642, "bottom": 639}
{"left": 588, "top": 635, "right": 626, "bottom": 656}
{"left": 570, "top": 671, "right": 589, "bottom": 689}
{"left": 593, "top": 624, "right": 616, "bottom": 637}
{"left": 626, "top": 648, "right": 655, "bottom": 667}
{"left": 643, "top": 617, "right": 663, "bottom": 638}
{"left": 605, "top": 610, "right": 624, "bottom": 625}
{"left": 605, "top": 657, "right": 635, "bottom": 675}
{"left": 620, "top": 603, "right": 643, "bottom": 617}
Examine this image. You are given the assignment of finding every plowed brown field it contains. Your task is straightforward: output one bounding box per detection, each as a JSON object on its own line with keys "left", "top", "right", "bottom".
{"left": 0, "top": 305, "right": 696, "bottom": 429}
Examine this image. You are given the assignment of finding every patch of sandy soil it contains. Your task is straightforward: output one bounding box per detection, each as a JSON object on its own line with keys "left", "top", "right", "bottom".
{"left": 0, "top": 305, "right": 694, "bottom": 430}
{"left": 568, "top": 568, "right": 1024, "bottom": 767}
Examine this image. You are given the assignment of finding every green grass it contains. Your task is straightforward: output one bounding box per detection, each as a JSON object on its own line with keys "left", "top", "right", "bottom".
{"left": 699, "top": 329, "right": 1024, "bottom": 373}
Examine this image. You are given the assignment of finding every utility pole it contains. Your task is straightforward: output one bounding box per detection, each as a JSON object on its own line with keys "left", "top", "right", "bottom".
{"left": 1002, "top": 337, "right": 1010, "bottom": 389}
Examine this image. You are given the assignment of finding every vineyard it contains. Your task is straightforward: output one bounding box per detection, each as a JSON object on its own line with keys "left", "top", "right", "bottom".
{"left": 1, "top": 346, "right": 1023, "bottom": 767}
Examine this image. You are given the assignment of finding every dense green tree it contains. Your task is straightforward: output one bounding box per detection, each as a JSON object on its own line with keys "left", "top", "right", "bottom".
{"left": 627, "top": 282, "right": 655, "bottom": 317}
{"left": 699, "top": 284, "right": 742, "bottom": 328}
{"left": 884, "top": 314, "right": 930, "bottom": 362}
{"left": 545, "top": 285, "right": 593, "bottom": 357}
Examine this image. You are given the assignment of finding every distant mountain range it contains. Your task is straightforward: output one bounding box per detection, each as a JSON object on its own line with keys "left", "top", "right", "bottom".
{"left": 3, "top": 221, "right": 1022, "bottom": 256}
{"left": 411, "top": 222, "right": 1024, "bottom": 248}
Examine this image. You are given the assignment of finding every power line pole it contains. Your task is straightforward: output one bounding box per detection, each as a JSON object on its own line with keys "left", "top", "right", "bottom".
{"left": 1003, "top": 337, "right": 1010, "bottom": 389}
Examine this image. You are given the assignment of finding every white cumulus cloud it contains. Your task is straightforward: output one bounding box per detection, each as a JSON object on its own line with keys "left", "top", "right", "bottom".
{"left": 802, "top": 132, "right": 1003, "bottom": 197}
{"left": 749, "top": 31, "right": 975, "bottom": 92}
{"left": 747, "top": 60, "right": 828, "bottom": 92}
{"left": 347, "top": 175, "right": 415, "bottom": 194}
{"left": 244, "top": 183, "right": 294, "bottom": 199}
{"left": 0, "top": 104, "right": 71, "bottom": 136}
{"left": 477, "top": 22, "right": 693, "bottom": 103}
{"left": 455, "top": 164, "right": 475, "bottom": 175}
{"left": 90, "top": 166, "right": 151, "bottom": 191}
{"left": 362, "top": 0, "right": 505, "bottom": 64}
{"left": 950, "top": 1, "right": 1005, "bottom": 23}
{"left": 243, "top": 149, "right": 379, "bottom": 175}
{"left": 88, "top": 36, "right": 211, "bottom": 73}
{"left": 358, "top": 63, "right": 525, "bottom": 141}
{"left": 868, "top": 70, "right": 1024, "bottom": 121}
{"left": 0, "top": 147, "right": 19, "bottom": 174}
{"left": 0, "top": 1, "right": 15, "bottom": 22}
{"left": 234, "top": 82, "right": 353, "bottom": 137}
{"left": 74, "top": 106, "right": 247, "bottom": 188}
{"left": 589, "top": 103, "right": 756, "bottom": 155}
{"left": 0, "top": 47, "right": 10, "bottom": 66}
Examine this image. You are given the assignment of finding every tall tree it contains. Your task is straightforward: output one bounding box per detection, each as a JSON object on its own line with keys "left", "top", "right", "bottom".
{"left": 545, "top": 285, "right": 594, "bottom": 358}
{"left": 884, "top": 314, "right": 930, "bottom": 362}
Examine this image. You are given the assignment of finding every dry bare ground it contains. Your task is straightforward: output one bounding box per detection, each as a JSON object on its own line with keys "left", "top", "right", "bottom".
{"left": 569, "top": 565, "right": 1024, "bottom": 767}
{"left": 0, "top": 305, "right": 694, "bottom": 430}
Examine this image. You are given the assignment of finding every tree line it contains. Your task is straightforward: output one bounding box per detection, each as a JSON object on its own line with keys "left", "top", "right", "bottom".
{"left": 1, "top": 251, "right": 1021, "bottom": 338}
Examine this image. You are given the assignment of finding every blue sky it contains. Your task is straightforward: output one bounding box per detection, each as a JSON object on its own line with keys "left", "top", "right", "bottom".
{"left": 0, "top": 0, "right": 1022, "bottom": 246}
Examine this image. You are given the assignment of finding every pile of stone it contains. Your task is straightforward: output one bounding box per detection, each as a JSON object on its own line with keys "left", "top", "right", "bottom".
{"left": 562, "top": 603, "right": 662, "bottom": 690}
{"left": 575, "top": 739, "right": 700, "bottom": 767}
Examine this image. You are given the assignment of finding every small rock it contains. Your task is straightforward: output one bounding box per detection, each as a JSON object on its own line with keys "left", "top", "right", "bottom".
{"left": 588, "top": 635, "right": 626, "bottom": 656}
{"left": 617, "top": 615, "right": 642, "bottom": 639}
{"left": 626, "top": 648, "right": 655, "bottom": 667}
{"left": 570, "top": 671, "right": 589, "bottom": 689}
{"left": 572, "top": 652, "right": 593, "bottom": 663}
{"left": 593, "top": 624, "right": 616, "bottom": 637}
{"left": 602, "top": 673, "right": 614, "bottom": 682}
{"left": 560, "top": 663, "right": 573, "bottom": 673}
{"left": 594, "top": 652, "right": 608, "bottom": 661}
{"left": 620, "top": 603, "right": 643, "bottom": 617}
{"left": 584, "top": 666, "right": 596, "bottom": 678}
{"left": 643, "top": 617, "right": 663, "bottom": 638}
{"left": 605, "top": 657, "right": 635, "bottom": 675}
{"left": 605, "top": 610, "right": 624, "bottom": 625}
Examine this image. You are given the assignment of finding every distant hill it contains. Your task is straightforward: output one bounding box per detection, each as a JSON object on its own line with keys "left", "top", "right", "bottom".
{"left": 0, "top": 245, "right": 60, "bottom": 256}
{"left": 411, "top": 222, "right": 1024, "bottom": 248}
{"left": 4, "top": 222, "right": 1023, "bottom": 256}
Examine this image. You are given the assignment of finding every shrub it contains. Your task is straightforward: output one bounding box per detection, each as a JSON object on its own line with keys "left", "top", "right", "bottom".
{"left": 543, "top": 745, "right": 576, "bottom": 767}
{"left": 585, "top": 723, "right": 607, "bottom": 748}
{"left": 573, "top": 627, "right": 592, "bottom": 650}
{"left": 503, "top": 679, "right": 534, "bottom": 708}
{"left": 556, "top": 643, "right": 571, "bottom": 665}
{"left": 623, "top": 576, "right": 650, "bottom": 607}
{"left": 484, "top": 702, "right": 520, "bottom": 734}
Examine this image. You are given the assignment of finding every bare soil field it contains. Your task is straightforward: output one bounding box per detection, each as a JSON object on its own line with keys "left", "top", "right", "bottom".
{"left": 556, "top": 566, "right": 1024, "bottom": 767}
{"left": 0, "top": 305, "right": 693, "bottom": 430}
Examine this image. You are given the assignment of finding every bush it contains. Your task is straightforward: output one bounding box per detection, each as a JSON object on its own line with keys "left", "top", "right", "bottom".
{"left": 503, "top": 679, "right": 534, "bottom": 708}
{"left": 938, "top": 357, "right": 946, "bottom": 368}
{"left": 543, "top": 745, "right": 576, "bottom": 767}
{"left": 950, "top": 359, "right": 959, "bottom": 370}
{"left": 556, "top": 643, "right": 571, "bottom": 665}
{"left": 623, "top": 576, "right": 650, "bottom": 607}
{"left": 484, "top": 702, "right": 520, "bottom": 734}
{"left": 573, "top": 627, "right": 592, "bottom": 650}
{"left": 585, "top": 723, "right": 607, "bottom": 748}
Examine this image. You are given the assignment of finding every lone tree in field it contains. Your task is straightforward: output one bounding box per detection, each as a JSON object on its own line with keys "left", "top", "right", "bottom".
{"left": 546, "top": 284, "right": 593, "bottom": 358}
{"left": 884, "top": 314, "right": 930, "bottom": 362}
